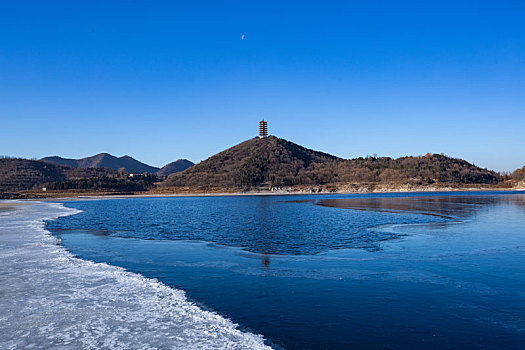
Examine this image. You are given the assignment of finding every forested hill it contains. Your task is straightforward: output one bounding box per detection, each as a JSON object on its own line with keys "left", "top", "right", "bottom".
{"left": 1, "top": 138, "right": 505, "bottom": 195}
{"left": 512, "top": 166, "right": 525, "bottom": 181}
{"left": 336, "top": 154, "right": 500, "bottom": 185}
{"left": 162, "top": 136, "right": 338, "bottom": 188}
{"left": 0, "top": 158, "right": 117, "bottom": 191}
{"left": 0, "top": 158, "right": 161, "bottom": 195}
{"left": 162, "top": 136, "right": 501, "bottom": 190}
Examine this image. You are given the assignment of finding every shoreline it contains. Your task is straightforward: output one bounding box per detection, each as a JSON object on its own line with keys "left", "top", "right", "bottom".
{"left": 12, "top": 186, "right": 525, "bottom": 201}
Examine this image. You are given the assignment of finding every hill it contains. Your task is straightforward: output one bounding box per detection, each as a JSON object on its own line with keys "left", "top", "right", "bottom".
{"left": 0, "top": 158, "right": 161, "bottom": 197}
{"left": 0, "top": 158, "right": 117, "bottom": 191}
{"left": 162, "top": 136, "right": 338, "bottom": 189}
{"left": 161, "top": 136, "right": 501, "bottom": 190}
{"left": 41, "top": 153, "right": 160, "bottom": 174}
{"left": 157, "top": 159, "right": 194, "bottom": 177}
{"left": 512, "top": 166, "right": 525, "bottom": 181}
{"left": 334, "top": 154, "right": 500, "bottom": 185}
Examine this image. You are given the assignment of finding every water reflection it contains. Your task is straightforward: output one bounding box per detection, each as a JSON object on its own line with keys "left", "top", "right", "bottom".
{"left": 261, "top": 253, "right": 270, "bottom": 267}
{"left": 316, "top": 193, "right": 525, "bottom": 219}
{"left": 48, "top": 192, "right": 525, "bottom": 256}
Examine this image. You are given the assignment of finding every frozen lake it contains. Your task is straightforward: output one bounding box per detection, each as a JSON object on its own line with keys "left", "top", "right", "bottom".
{"left": 45, "top": 191, "right": 525, "bottom": 349}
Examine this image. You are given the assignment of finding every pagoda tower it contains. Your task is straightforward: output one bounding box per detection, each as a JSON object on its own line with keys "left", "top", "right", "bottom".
{"left": 259, "top": 119, "right": 268, "bottom": 138}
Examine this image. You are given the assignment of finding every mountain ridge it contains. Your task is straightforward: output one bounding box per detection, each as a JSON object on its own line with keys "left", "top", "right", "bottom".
{"left": 4, "top": 136, "right": 518, "bottom": 196}
{"left": 41, "top": 153, "right": 193, "bottom": 176}
{"left": 162, "top": 136, "right": 502, "bottom": 190}
{"left": 41, "top": 153, "right": 160, "bottom": 174}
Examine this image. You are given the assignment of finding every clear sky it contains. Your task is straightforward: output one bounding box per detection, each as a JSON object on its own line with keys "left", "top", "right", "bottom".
{"left": 1, "top": 1, "right": 524, "bottom": 171}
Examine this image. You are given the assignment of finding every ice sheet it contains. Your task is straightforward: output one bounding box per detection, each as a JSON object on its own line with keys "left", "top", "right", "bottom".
{"left": 0, "top": 201, "right": 270, "bottom": 349}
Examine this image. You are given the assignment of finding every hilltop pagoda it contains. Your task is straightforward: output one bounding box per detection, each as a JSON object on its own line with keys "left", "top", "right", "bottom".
{"left": 259, "top": 119, "right": 268, "bottom": 138}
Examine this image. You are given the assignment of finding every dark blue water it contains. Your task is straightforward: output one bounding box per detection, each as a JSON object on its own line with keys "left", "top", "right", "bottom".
{"left": 47, "top": 192, "right": 525, "bottom": 349}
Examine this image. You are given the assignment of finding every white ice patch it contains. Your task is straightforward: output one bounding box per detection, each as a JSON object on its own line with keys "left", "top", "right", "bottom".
{"left": 0, "top": 201, "right": 271, "bottom": 350}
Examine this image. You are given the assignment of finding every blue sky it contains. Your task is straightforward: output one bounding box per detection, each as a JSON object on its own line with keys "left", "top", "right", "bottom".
{"left": 1, "top": 1, "right": 524, "bottom": 171}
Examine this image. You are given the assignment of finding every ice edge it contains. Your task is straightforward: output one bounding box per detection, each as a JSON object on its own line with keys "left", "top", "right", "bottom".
{"left": 0, "top": 200, "right": 271, "bottom": 350}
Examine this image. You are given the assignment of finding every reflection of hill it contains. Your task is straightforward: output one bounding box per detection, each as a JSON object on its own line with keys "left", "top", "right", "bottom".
{"left": 504, "top": 194, "right": 525, "bottom": 210}
{"left": 316, "top": 194, "right": 524, "bottom": 219}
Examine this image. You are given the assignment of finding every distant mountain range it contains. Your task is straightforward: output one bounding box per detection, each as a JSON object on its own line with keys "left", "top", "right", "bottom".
{"left": 0, "top": 154, "right": 195, "bottom": 193}
{"left": 41, "top": 153, "right": 194, "bottom": 176}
